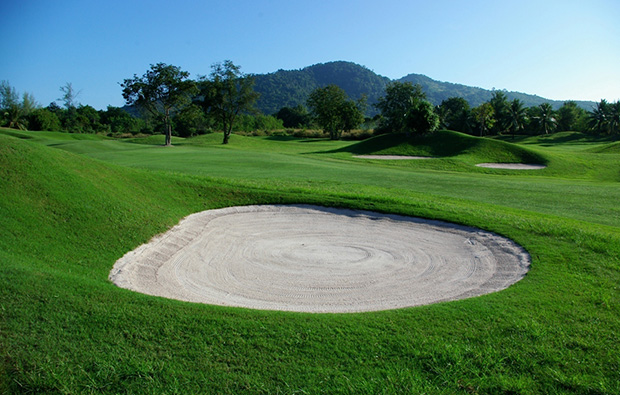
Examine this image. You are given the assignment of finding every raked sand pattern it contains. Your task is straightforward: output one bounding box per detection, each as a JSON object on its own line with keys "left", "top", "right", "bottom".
{"left": 110, "top": 205, "right": 530, "bottom": 313}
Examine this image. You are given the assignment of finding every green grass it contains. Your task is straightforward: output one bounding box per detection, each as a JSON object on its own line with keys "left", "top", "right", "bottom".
{"left": 1, "top": 128, "right": 620, "bottom": 394}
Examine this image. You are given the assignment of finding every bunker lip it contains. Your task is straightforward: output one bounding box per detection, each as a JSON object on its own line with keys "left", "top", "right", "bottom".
{"left": 355, "top": 155, "right": 434, "bottom": 160}
{"left": 109, "top": 205, "right": 530, "bottom": 313}
{"left": 476, "top": 163, "right": 547, "bottom": 169}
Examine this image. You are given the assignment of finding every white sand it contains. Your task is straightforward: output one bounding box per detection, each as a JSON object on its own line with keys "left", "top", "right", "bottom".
{"left": 355, "top": 155, "right": 433, "bottom": 160}
{"left": 476, "top": 163, "right": 547, "bottom": 170}
{"left": 109, "top": 205, "right": 530, "bottom": 313}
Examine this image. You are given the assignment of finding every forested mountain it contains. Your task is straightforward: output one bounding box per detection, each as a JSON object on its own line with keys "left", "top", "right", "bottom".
{"left": 252, "top": 61, "right": 596, "bottom": 116}
{"left": 253, "top": 61, "right": 390, "bottom": 116}
{"left": 398, "top": 73, "right": 596, "bottom": 110}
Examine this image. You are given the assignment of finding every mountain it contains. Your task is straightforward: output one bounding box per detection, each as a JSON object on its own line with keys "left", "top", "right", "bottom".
{"left": 252, "top": 61, "right": 596, "bottom": 116}
{"left": 253, "top": 61, "right": 390, "bottom": 116}
{"left": 398, "top": 73, "right": 596, "bottom": 111}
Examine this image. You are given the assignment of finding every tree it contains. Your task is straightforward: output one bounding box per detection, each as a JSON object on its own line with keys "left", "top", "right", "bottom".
{"left": 306, "top": 84, "right": 365, "bottom": 140}
{"left": 121, "top": 63, "right": 197, "bottom": 146}
{"left": 0, "top": 81, "right": 38, "bottom": 130}
{"left": 588, "top": 99, "right": 619, "bottom": 135}
{"left": 556, "top": 101, "right": 586, "bottom": 132}
{"left": 488, "top": 91, "right": 510, "bottom": 134}
{"left": 507, "top": 99, "right": 527, "bottom": 137}
{"left": 275, "top": 105, "right": 311, "bottom": 128}
{"left": 438, "top": 97, "right": 470, "bottom": 133}
{"left": 534, "top": 103, "right": 557, "bottom": 134}
{"left": 472, "top": 103, "right": 495, "bottom": 137}
{"left": 198, "top": 60, "right": 259, "bottom": 144}
{"left": 59, "top": 82, "right": 81, "bottom": 109}
{"left": 28, "top": 108, "right": 61, "bottom": 131}
{"left": 374, "top": 82, "right": 427, "bottom": 134}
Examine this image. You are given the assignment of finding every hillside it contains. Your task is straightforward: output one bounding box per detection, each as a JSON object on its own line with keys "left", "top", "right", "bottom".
{"left": 252, "top": 61, "right": 597, "bottom": 116}
{"left": 398, "top": 73, "right": 596, "bottom": 110}
{"left": 253, "top": 61, "right": 390, "bottom": 116}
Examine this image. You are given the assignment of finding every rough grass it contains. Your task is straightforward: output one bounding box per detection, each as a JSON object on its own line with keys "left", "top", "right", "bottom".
{"left": 1, "top": 130, "right": 620, "bottom": 394}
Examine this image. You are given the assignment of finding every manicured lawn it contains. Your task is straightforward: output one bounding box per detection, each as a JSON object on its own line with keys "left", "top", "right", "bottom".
{"left": 1, "top": 128, "right": 619, "bottom": 393}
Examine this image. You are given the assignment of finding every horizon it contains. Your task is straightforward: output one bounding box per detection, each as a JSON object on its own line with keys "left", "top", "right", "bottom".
{"left": 1, "top": 0, "right": 618, "bottom": 110}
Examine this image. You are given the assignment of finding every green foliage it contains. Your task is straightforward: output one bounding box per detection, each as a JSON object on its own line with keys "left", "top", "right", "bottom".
{"left": 438, "top": 97, "right": 471, "bottom": 133}
{"left": 173, "top": 104, "right": 212, "bottom": 137}
{"left": 0, "top": 81, "right": 38, "bottom": 130}
{"left": 375, "top": 82, "right": 438, "bottom": 135}
{"left": 198, "top": 60, "right": 260, "bottom": 144}
{"left": 307, "top": 85, "right": 365, "bottom": 140}
{"left": 556, "top": 101, "right": 587, "bottom": 132}
{"left": 100, "top": 106, "right": 145, "bottom": 135}
{"left": 275, "top": 105, "right": 312, "bottom": 128}
{"left": 532, "top": 103, "right": 558, "bottom": 134}
{"left": 471, "top": 103, "right": 495, "bottom": 136}
{"left": 233, "top": 113, "right": 283, "bottom": 133}
{"left": 488, "top": 91, "right": 510, "bottom": 134}
{"left": 27, "top": 108, "right": 62, "bottom": 131}
{"left": 253, "top": 61, "right": 389, "bottom": 116}
{"left": 588, "top": 99, "right": 620, "bottom": 135}
{"left": 121, "top": 63, "right": 198, "bottom": 145}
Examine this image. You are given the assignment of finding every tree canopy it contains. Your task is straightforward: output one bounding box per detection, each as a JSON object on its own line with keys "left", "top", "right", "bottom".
{"left": 121, "top": 63, "right": 197, "bottom": 146}
{"left": 375, "top": 82, "right": 438, "bottom": 135}
{"left": 306, "top": 85, "right": 365, "bottom": 140}
{"left": 198, "top": 60, "right": 259, "bottom": 144}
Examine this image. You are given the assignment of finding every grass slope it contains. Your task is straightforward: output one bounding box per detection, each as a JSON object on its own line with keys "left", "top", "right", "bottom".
{"left": 1, "top": 132, "right": 620, "bottom": 393}
{"left": 340, "top": 130, "right": 547, "bottom": 165}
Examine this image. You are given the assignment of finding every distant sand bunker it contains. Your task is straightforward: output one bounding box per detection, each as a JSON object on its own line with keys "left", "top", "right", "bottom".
{"left": 110, "top": 205, "right": 530, "bottom": 313}
{"left": 355, "top": 155, "right": 433, "bottom": 160}
{"left": 476, "top": 163, "right": 546, "bottom": 169}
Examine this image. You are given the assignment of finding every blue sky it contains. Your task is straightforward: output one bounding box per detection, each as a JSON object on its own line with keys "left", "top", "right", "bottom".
{"left": 1, "top": 0, "right": 618, "bottom": 110}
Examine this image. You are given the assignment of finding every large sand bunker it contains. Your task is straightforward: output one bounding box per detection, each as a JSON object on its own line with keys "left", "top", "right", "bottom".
{"left": 110, "top": 205, "right": 530, "bottom": 313}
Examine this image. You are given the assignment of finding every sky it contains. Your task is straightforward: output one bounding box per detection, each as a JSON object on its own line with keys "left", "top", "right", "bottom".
{"left": 1, "top": 0, "right": 618, "bottom": 110}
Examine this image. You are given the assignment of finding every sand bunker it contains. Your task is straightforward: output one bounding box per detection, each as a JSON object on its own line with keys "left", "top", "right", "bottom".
{"left": 355, "top": 155, "right": 433, "bottom": 160}
{"left": 476, "top": 163, "right": 546, "bottom": 170}
{"left": 110, "top": 205, "right": 530, "bottom": 313}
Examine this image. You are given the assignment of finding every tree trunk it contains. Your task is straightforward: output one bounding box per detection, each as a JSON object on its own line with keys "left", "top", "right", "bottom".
{"left": 164, "top": 108, "right": 172, "bottom": 146}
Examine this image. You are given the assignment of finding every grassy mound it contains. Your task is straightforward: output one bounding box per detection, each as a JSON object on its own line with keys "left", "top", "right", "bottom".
{"left": 587, "top": 140, "right": 620, "bottom": 154}
{"left": 341, "top": 130, "right": 547, "bottom": 164}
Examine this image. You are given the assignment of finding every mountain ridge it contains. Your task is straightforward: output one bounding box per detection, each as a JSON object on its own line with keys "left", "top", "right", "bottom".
{"left": 252, "top": 61, "right": 596, "bottom": 116}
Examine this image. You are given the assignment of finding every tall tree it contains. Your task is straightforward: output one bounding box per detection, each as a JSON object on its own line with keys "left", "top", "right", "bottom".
{"left": 608, "top": 101, "right": 620, "bottom": 135}
{"left": 489, "top": 91, "right": 510, "bottom": 134}
{"left": 59, "top": 82, "right": 81, "bottom": 109}
{"left": 198, "top": 60, "right": 259, "bottom": 144}
{"left": 121, "top": 63, "right": 197, "bottom": 146}
{"left": 375, "top": 82, "right": 427, "bottom": 134}
{"left": 438, "top": 97, "right": 470, "bottom": 133}
{"left": 306, "top": 84, "right": 365, "bottom": 140}
{"left": 472, "top": 103, "right": 495, "bottom": 137}
{"left": 534, "top": 103, "right": 557, "bottom": 134}
{"left": 556, "top": 101, "right": 586, "bottom": 132}
{"left": 507, "top": 99, "right": 527, "bottom": 137}
{"left": 0, "top": 81, "right": 38, "bottom": 130}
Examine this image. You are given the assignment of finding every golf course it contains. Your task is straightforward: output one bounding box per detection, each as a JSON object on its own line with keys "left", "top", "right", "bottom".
{"left": 1, "top": 128, "right": 619, "bottom": 393}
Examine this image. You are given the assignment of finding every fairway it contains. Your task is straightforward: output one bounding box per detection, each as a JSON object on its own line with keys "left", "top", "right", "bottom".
{"left": 1, "top": 128, "right": 619, "bottom": 394}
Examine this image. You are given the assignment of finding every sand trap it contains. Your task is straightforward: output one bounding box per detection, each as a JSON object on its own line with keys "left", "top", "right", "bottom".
{"left": 355, "top": 155, "right": 433, "bottom": 160}
{"left": 109, "top": 205, "right": 530, "bottom": 313}
{"left": 476, "top": 163, "right": 547, "bottom": 170}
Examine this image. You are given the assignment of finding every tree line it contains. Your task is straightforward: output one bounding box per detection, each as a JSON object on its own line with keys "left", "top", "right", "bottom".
{"left": 2, "top": 63, "right": 619, "bottom": 143}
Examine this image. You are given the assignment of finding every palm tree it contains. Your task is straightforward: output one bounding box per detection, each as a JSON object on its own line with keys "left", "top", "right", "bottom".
{"left": 507, "top": 99, "right": 526, "bottom": 137}
{"left": 536, "top": 103, "right": 557, "bottom": 134}
{"left": 608, "top": 101, "right": 620, "bottom": 135}
{"left": 587, "top": 100, "right": 609, "bottom": 134}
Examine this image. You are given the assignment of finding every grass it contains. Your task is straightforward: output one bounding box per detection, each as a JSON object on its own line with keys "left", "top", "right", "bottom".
{"left": 1, "top": 127, "right": 619, "bottom": 393}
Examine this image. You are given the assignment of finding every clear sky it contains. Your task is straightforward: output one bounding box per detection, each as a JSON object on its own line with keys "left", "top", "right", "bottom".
{"left": 1, "top": 0, "right": 618, "bottom": 110}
